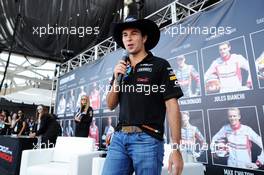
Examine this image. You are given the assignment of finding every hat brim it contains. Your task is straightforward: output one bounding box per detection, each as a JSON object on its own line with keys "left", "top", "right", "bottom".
{"left": 112, "top": 19, "right": 160, "bottom": 50}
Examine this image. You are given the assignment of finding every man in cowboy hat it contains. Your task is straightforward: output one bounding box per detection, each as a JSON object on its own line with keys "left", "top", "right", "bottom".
{"left": 102, "top": 16, "right": 184, "bottom": 175}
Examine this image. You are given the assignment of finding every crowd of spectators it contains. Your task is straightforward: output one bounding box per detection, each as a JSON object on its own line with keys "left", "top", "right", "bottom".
{"left": 0, "top": 107, "right": 61, "bottom": 144}
{"left": 0, "top": 109, "right": 35, "bottom": 136}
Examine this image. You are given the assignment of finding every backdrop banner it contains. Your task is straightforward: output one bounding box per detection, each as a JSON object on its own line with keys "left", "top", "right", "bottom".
{"left": 56, "top": 0, "right": 264, "bottom": 174}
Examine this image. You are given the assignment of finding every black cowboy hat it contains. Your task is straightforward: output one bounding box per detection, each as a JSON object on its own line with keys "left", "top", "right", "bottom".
{"left": 112, "top": 16, "right": 160, "bottom": 50}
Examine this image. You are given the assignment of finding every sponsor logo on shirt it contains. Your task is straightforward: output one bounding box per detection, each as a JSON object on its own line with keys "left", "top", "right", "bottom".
{"left": 137, "top": 77, "right": 150, "bottom": 83}
{"left": 170, "top": 75, "right": 177, "bottom": 80}
{"left": 137, "top": 67, "right": 152, "bottom": 72}
{"left": 139, "top": 63, "right": 153, "bottom": 66}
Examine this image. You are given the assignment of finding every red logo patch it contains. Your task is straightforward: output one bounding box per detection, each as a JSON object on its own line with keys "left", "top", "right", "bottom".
{"left": 137, "top": 77, "right": 149, "bottom": 83}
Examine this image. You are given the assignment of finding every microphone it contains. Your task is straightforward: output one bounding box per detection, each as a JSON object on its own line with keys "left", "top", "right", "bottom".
{"left": 117, "top": 51, "right": 129, "bottom": 85}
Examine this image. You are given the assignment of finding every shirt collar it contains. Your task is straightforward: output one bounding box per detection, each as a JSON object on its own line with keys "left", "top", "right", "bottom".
{"left": 144, "top": 51, "right": 153, "bottom": 62}
{"left": 128, "top": 51, "right": 153, "bottom": 66}
{"left": 135, "top": 51, "right": 153, "bottom": 64}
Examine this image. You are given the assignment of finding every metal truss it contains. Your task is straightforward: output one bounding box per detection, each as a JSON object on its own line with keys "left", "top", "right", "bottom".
{"left": 59, "top": 0, "right": 221, "bottom": 76}
{"left": 60, "top": 37, "right": 119, "bottom": 75}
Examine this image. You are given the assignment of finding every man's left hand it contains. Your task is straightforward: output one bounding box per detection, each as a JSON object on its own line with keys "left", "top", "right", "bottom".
{"left": 168, "top": 150, "right": 184, "bottom": 175}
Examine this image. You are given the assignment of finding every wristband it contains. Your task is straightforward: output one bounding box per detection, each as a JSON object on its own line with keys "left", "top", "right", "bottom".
{"left": 171, "top": 143, "right": 179, "bottom": 150}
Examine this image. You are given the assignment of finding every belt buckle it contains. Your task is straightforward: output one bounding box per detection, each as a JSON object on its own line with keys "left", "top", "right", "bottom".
{"left": 121, "top": 126, "right": 141, "bottom": 133}
{"left": 122, "top": 126, "right": 132, "bottom": 133}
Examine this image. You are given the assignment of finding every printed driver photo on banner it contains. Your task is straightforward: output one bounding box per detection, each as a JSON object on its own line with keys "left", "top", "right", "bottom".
{"left": 57, "top": 93, "right": 66, "bottom": 114}
{"left": 76, "top": 86, "right": 87, "bottom": 109}
{"left": 102, "top": 16, "right": 184, "bottom": 175}
{"left": 101, "top": 116, "right": 116, "bottom": 148}
{"left": 89, "top": 117, "right": 99, "bottom": 146}
{"left": 65, "top": 119, "right": 74, "bottom": 137}
{"left": 66, "top": 89, "right": 76, "bottom": 114}
{"left": 89, "top": 82, "right": 101, "bottom": 110}
{"left": 210, "top": 107, "right": 264, "bottom": 169}
{"left": 174, "top": 55, "right": 200, "bottom": 98}
{"left": 256, "top": 51, "right": 264, "bottom": 80}
{"left": 180, "top": 111, "right": 206, "bottom": 163}
{"left": 204, "top": 41, "right": 252, "bottom": 94}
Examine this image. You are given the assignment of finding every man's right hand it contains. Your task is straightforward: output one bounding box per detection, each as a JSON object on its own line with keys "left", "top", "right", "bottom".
{"left": 114, "top": 60, "right": 127, "bottom": 79}
{"left": 168, "top": 150, "right": 184, "bottom": 175}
